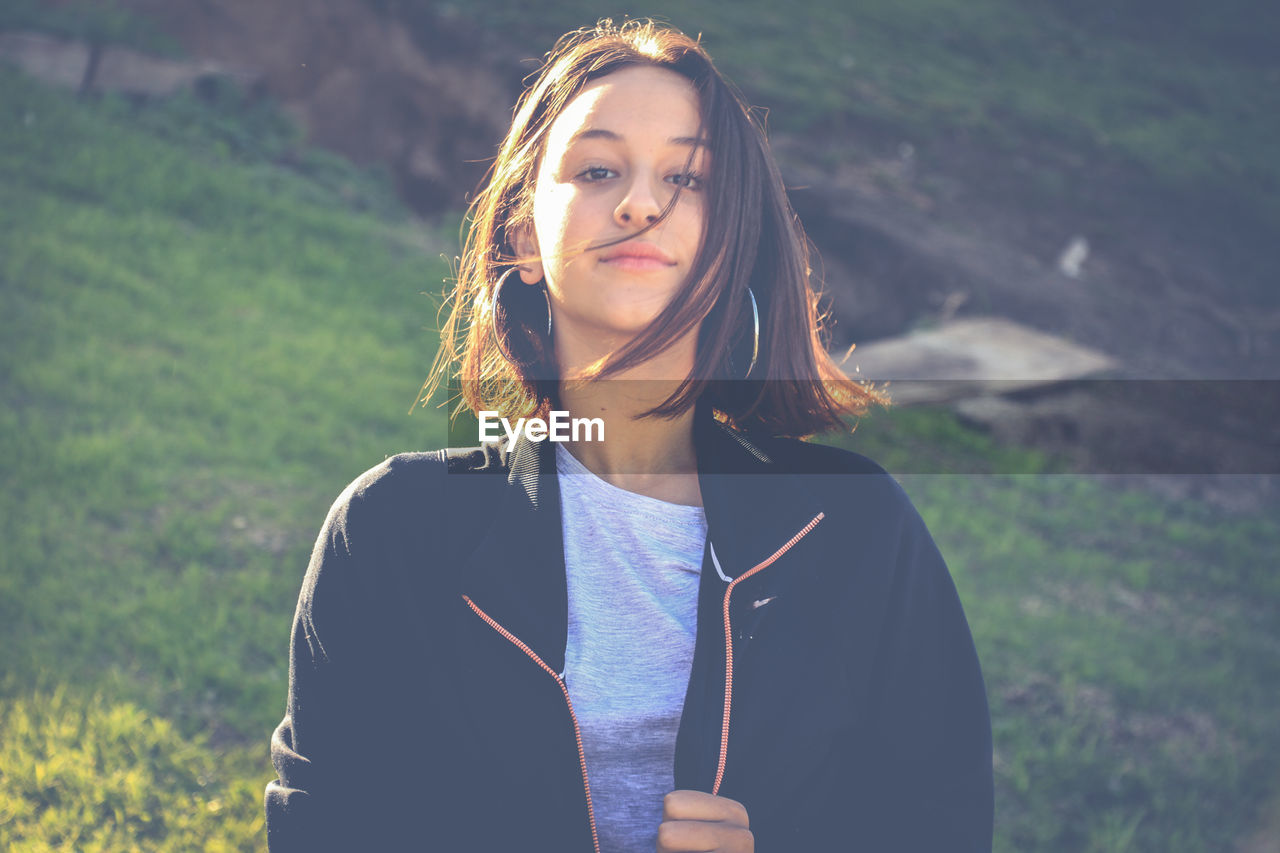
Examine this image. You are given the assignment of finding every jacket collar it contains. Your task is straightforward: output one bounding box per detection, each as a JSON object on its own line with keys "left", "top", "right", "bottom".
{"left": 460, "top": 400, "right": 826, "bottom": 670}
{"left": 690, "top": 400, "right": 826, "bottom": 579}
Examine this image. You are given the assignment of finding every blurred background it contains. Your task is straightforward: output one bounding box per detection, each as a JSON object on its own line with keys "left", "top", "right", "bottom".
{"left": 1, "top": 0, "right": 1277, "bottom": 849}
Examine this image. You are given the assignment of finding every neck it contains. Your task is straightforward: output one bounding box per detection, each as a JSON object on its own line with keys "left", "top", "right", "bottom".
{"left": 555, "top": 344, "right": 702, "bottom": 506}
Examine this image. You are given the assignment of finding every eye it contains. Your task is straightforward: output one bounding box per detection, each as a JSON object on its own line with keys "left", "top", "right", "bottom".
{"left": 667, "top": 172, "right": 703, "bottom": 190}
{"left": 577, "top": 165, "right": 617, "bottom": 182}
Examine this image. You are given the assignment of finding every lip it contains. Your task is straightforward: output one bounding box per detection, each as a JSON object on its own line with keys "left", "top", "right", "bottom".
{"left": 600, "top": 241, "right": 676, "bottom": 269}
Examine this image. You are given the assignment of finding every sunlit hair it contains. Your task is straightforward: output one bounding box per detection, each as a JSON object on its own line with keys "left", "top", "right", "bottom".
{"left": 423, "top": 18, "right": 888, "bottom": 436}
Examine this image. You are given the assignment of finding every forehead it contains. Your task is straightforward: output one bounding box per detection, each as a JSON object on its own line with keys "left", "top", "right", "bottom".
{"left": 543, "top": 65, "right": 702, "bottom": 154}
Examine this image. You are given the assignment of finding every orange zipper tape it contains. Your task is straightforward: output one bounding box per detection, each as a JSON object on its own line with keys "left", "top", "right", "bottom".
{"left": 712, "top": 512, "right": 825, "bottom": 796}
{"left": 462, "top": 595, "right": 601, "bottom": 853}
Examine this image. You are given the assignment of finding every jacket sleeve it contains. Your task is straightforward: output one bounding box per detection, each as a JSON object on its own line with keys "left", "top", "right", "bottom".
{"left": 862, "top": 494, "right": 994, "bottom": 852}
{"left": 264, "top": 462, "right": 420, "bottom": 851}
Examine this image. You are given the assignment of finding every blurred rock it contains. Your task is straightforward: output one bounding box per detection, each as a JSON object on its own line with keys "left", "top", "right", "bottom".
{"left": 0, "top": 31, "right": 89, "bottom": 89}
{"left": 844, "top": 315, "right": 1119, "bottom": 405}
{"left": 0, "top": 30, "right": 256, "bottom": 96}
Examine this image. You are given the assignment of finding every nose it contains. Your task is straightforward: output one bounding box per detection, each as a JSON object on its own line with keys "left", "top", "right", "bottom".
{"left": 613, "top": 172, "right": 662, "bottom": 226}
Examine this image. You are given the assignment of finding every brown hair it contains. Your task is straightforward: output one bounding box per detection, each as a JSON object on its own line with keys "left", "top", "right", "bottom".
{"left": 422, "top": 18, "right": 888, "bottom": 436}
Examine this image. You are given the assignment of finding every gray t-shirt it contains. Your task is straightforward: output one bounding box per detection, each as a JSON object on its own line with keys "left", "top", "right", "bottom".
{"left": 555, "top": 444, "right": 708, "bottom": 853}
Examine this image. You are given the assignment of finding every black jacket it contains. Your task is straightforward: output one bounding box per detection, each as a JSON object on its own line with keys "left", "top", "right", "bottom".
{"left": 265, "top": 405, "right": 994, "bottom": 851}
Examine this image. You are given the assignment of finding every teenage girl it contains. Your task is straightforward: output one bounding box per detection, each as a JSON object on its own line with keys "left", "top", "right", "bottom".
{"left": 266, "top": 19, "right": 993, "bottom": 853}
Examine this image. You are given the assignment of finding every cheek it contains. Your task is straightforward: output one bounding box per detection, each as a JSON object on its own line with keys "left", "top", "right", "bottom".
{"left": 534, "top": 186, "right": 601, "bottom": 272}
{"left": 532, "top": 186, "right": 578, "bottom": 253}
{"left": 671, "top": 203, "right": 706, "bottom": 258}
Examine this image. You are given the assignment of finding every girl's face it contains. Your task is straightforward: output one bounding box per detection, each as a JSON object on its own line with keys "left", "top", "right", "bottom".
{"left": 515, "top": 65, "right": 708, "bottom": 369}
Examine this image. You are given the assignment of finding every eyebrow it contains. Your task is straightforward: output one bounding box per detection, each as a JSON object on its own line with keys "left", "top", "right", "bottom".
{"left": 568, "top": 128, "right": 710, "bottom": 148}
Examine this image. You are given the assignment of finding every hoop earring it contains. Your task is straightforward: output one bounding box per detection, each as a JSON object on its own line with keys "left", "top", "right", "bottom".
{"left": 743, "top": 286, "right": 760, "bottom": 379}
{"left": 490, "top": 266, "right": 553, "bottom": 365}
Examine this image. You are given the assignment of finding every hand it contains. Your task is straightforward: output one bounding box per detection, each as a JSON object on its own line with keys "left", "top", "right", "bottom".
{"left": 656, "top": 790, "right": 754, "bottom": 853}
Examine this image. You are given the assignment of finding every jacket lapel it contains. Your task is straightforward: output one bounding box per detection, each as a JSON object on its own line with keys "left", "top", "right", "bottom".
{"left": 450, "top": 436, "right": 592, "bottom": 839}
{"left": 460, "top": 434, "right": 568, "bottom": 673}
{"left": 675, "top": 402, "right": 829, "bottom": 792}
{"left": 692, "top": 403, "right": 826, "bottom": 577}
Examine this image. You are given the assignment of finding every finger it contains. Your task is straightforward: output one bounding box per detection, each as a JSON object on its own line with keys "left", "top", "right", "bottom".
{"left": 661, "top": 790, "right": 749, "bottom": 827}
{"left": 656, "top": 819, "right": 754, "bottom": 853}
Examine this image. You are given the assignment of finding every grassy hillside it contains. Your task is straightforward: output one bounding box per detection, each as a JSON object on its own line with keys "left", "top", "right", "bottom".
{"left": 0, "top": 65, "right": 450, "bottom": 850}
{"left": 387, "top": 0, "right": 1280, "bottom": 302}
{"left": 2, "top": 61, "right": 1278, "bottom": 852}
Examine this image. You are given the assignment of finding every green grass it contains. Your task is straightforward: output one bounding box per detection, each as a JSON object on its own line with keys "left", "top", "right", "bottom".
{"left": 905, "top": 473, "right": 1280, "bottom": 851}
{"left": 820, "top": 401, "right": 1075, "bottom": 475}
{"left": 2, "top": 59, "right": 1278, "bottom": 851}
{"left": 1, "top": 65, "right": 451, "bottom": 848}
{"left": 0, "top": 690, "right": 263, "bottom": 851}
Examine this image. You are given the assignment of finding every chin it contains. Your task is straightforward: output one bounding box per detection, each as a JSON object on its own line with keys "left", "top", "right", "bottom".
{"left": 604, "top": 316, "right": 664, "bottom": 341}
{"left": 589, "top": 303, "right": 665, "bottom": 337}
